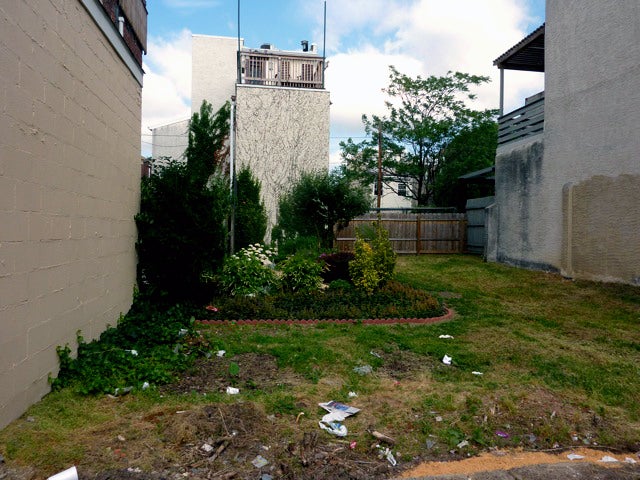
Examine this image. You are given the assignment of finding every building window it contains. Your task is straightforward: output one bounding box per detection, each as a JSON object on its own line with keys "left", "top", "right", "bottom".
{"left": 397, "top": 182, "right": 407, "bottom": 197}
{"left": 374, "top": 183, "right": 381, "bottom": 196}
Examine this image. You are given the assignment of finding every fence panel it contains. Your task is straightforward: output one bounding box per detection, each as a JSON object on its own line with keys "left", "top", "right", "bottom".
{"left": 335, "top": 212, "right": 466, "bottom": 254}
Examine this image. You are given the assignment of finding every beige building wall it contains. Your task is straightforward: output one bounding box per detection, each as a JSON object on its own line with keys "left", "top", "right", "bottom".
{"left": 0, "top": 0, "right": 142, "bottom": 428}
{"left": 151, "top": 118, "right": 190, "bottom": 162}
{"left": 235, "top": 85, "right": 331, "bottom": 234}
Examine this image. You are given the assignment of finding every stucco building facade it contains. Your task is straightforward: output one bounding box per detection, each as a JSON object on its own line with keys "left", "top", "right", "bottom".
{"left": 152, "top": 35, "right": 330, "bottom": 235}
{"left": 0, "top": 0, "right": 146, "bottom": 428}
{"left": 487, "top": 0, "right": 640, "bottom": 285}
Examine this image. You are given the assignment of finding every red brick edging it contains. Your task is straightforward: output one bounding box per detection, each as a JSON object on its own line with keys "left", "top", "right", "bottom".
{"left": 196, "top": 307, "right": 454, "bottom": 326}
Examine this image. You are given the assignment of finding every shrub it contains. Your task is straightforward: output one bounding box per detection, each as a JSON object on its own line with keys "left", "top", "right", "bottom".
{"left": 219, "top": 244, "right": 278, "bottom": 296}
{"left": 279, "top": 254, "right": 325, "bottom": 293}
{"left": 274, "top": 170, "right": 370, "bottom": 251}
{"left": 234, "top": 165, "right": 267, "bottom": 250}
{"left": 52, "top": 301, "right": 205, "bottom": 394}
{"left": 349, "top": 221, "right": 396, "bottom": 294}
{"left": 135, "top": 162, "right": 229, "bottom": 302}
{"left": 319, "top": 252, "right": 355, "bottom": 283}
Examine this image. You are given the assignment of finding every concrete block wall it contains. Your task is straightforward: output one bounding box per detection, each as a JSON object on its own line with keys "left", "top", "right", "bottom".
{"left": 0, "top": 0, "right": 141, "bottom": 428}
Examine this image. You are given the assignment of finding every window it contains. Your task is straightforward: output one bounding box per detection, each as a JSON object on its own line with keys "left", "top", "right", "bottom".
{"left": 397, "top": 182, "right": 407, "bottom": 197}
{"left": 247, "top": 56, "right": 265, "bottom": 84}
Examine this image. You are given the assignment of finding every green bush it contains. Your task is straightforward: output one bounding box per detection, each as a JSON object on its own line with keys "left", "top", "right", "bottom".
{"left": 349, "top": 221, "right": 396, "bottom": 294}
{"left": 200, "top": 280, "right": 442, "bottom": 321}
{"left": 219, "top": 244, "right": 278, "bottom": 296}
{"left": 234, "top": 165, "right": 267, "bottom": 250}
{"left": 279, "top": 254, "right": 325, "bottom": 293}
{"left": 136, "top": 101, "right": 231, "bottom": 302}
{"left": 52, "top": 302, "right": 206, "bottom": 394}
{"left": 135, "top": 162, "right": 229, "bottom": 301}
{"left": 274, "top": 170, "right": 370, "bottom": 251}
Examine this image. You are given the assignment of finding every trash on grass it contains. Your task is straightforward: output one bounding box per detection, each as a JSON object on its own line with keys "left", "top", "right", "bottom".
{"left": 457, "top": 440, "right": 469, "bottom": 448}
{"left": 439, "top": 335, "right": 454, "bottom": 339}
{"left": 216, "top": 350, "right": 226, "bottom": 357}
{"left": 226, "top": 386, "right": 240, "bottom": 395}
{"left": 348, "top": 391, "right": 358, "bottom": 398}
{"left": 370, "top": 351, "right": 382, "bottom": 358}
{"left": 471, "top": 371, "right": 483, "bottom": 376}
{"left": 600, "top": 455, "right": 619, "bottom": 463}
{"left": 567, "top": 453, "right": 585, "bottom": 460}
{"left": 47, "top": 466, "right": 78, "bottom": 480}
{"left": 377, "top": 445, "right": 397, "bottom": 466}
{"left": 125, "top": 349, "right": 138, "bottom": 356}
{"left": 624, "top": 457, "right": 637, "bottom": 464}
{"left": 435, "top": 416, "right": 443, "bottom": 422}
{"left": 425, "top": 439, "right": 436, "bottom": 449}
{"left": 319, "top": 400, "right": 360, "bottom": 418}
{"left": 260, "top": 475, "right": 273, "bottom": 480}
{"left": 442, "top": 355, "right": 452, "bottom": 365}
{"left": 141, "top": 381, "right": 150, "bottom": 390}
{"left": 353, "top": 365, "right": 373, "bottom": 375}
{"left": 114, "top": 386, "right": 133, "bottom": 396}
{"left": 318, "top": 400, "right": 359, "bottom": 437}
{"left": 319, "top": 420, "right": 347, "bottom": 437}
{"left": 368, "top": 429, "right": 396, "bottom": 445}
{"left": 349, "top": 441, "right": 357, "bottom": 449}
{"left": 201, "top": 443, "right": 214, "bottom": 453}
{"left": 251, "top": 455, "right": 269, "bottom": 468}
{"left": 495, "top": 430, "right": 509, "bottom": 438}
{"left": 178, "top": 328, "right": 189, "bottom": 337}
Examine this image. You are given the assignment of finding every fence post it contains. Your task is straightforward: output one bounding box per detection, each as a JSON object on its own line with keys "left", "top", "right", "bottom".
{"left": 416, "top": 215, "right": 421, "bottom": 255}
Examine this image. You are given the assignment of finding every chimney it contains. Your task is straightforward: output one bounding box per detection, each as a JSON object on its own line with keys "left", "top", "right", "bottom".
{"left": 301, "top": 40, "right": 309, "bottom": 52}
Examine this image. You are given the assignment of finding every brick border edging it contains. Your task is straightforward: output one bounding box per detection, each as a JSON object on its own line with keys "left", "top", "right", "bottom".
{"left": 196, "top": 307, "right": 454, "bottom": 326}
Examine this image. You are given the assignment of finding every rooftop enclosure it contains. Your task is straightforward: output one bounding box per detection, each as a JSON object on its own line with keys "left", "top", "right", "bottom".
{"left": 239, "top": 49, "right": 324, "bottom": 89}
{"left": 494, "top": 24, "right": 545, "bottom": 147}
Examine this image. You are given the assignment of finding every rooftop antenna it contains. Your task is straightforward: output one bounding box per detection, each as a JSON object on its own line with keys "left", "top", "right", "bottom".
{"left": 322, "top": 0, "right": 326, "bottom": 88}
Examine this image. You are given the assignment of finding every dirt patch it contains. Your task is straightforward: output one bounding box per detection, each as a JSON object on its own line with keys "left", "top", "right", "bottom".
{"left": 375, "top": 348, "right": 437, "bottom": 380}
{"left": 161, "top": 353, "right": 299, "bottom": 395}
{"left": 400, "top": 447, "right": 640, "bottom": 477}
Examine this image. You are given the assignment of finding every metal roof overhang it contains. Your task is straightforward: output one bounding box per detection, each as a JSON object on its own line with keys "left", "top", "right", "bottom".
{"left": 494, "top": 23, "right": 545, "bottom": 72}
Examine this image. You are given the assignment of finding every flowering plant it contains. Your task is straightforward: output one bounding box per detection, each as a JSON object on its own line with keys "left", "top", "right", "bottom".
{"left": 219, "top": 244, "right": 278, "bottom": 296}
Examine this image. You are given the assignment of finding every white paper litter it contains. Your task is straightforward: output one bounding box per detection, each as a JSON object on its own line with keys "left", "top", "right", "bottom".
{"left": 318, "top": 420, "right": 348, "bottom": 437}
{"left": 471, "top": 371, "right": 483, "bottom": 375}
{"left": 226, "top": 386, "right": 240, "bottom": 395}
{"left": 442, "top": 355, "right": 452, "bottom": 365}
{"left": 567, "top": 454, "right": 585, "bottom": 460}
{"left": 201, "top": 443, "right": 214, "bottom": 453}
{"left": 624, "top": 457, "right": 637, "bottom": 464}
{"left": 438, "top": 335, "right": 454, "bottom": 339}
{"left": 318, "top": 401, "right": 360, "bottom": 417}
{"left": 600, "top": 455, "right": 619, "bottom": 463}
{"left": 251, "top": 455, "right": 269, "bottom": 468}
{"left": 348, "top": 391, "right": 358, "bottom": 398}
{"left": 216, "top": 350, "right": 226, "bottom": 357}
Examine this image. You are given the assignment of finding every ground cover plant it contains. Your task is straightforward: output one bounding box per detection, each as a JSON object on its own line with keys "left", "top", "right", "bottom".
{"left": 1, "top": 255, "right": 639, "bottom": 480}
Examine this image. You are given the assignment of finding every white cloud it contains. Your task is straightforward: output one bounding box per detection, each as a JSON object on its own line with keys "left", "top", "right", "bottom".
{"left": 318, "top": 0, "right": 545, "bottom": 156}
{"left": 141, "top": 30, "right": 193, "bottom": 155}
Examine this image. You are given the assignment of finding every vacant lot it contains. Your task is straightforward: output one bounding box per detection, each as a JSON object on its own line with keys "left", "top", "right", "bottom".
{"left": 1, "top": 255, "right": 639, "bottom": 479}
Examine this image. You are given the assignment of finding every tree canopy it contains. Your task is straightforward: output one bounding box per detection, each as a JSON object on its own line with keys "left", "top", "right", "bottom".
{"left": 274, "top": 170, "right": 371, "bottom": 250}
{"left": 340, "top": 66, "right": 496, "bottom": 206}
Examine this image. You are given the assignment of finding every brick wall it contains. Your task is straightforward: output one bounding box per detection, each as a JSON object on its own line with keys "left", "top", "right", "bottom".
{"left": 0, "top": 0, "right": 142, "bottom": 428}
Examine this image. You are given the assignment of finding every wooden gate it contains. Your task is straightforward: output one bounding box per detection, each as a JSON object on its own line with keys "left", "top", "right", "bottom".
{"left": 335, "top": 212, "right": 466, "bottom": 254}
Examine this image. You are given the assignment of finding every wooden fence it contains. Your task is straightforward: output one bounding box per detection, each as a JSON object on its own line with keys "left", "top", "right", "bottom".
{"left": 335, "top": 212, "right": 467, "bottom": 254}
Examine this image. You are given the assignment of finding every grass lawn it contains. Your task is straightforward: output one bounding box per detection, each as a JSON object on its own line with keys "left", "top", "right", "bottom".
{"left": 1, "top": 255, "right": 639, "bottom": 478}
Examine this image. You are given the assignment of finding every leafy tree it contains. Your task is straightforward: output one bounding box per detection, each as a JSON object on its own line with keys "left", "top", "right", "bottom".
{"left": 136, "top": 101, "right": 231, "bottom": 301}
{"left": 340, "top": 66, "right": 496, "bottom": 206}
{"left": 434, "top": 121, "right": 498, "bottom": 211}
{"left": 234, "top": 165, "right": 268, "bottom": 250}
{"left": 273, "top": 170, "right": 370, "bottom": 250}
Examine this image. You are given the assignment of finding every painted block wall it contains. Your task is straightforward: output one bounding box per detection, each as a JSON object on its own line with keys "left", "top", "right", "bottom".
{"left": 0, "top": 0, "right": 141, "bottom": 428}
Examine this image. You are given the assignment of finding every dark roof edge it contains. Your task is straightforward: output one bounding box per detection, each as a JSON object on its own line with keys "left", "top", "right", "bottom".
{"left": 493, "top": 23, "right": 545, "bottom": 68}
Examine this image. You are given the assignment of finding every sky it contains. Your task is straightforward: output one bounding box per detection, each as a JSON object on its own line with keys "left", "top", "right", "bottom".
{"left": 141, "top": 0, "right": 546, "bottom": 164}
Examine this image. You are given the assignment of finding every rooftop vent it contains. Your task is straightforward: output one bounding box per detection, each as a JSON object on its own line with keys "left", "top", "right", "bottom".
{"left": 301, "top": 40, "right": 309, "bottom": 52}
{"left": 260, "top": 43, "right": 275, "bottom": 50}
